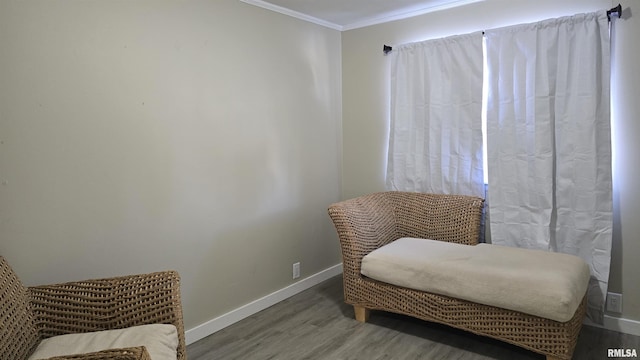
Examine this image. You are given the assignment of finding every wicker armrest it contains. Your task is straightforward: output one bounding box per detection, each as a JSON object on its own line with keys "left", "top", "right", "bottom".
{"left": 28, "top": 271, "right": 186, "bottom": 359}
{"left": 328, "top": 193, "right": 398, "bottom": 275}
{"left": 41, "top": 346, "right": 151, "bottom": 360}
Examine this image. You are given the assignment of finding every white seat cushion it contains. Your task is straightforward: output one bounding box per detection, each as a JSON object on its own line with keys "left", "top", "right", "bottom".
{"left": 28, "top": 324, "right": 178, "bottom": 360}
{"left": 361, "top": 238, "right": 590, "bottom": 322}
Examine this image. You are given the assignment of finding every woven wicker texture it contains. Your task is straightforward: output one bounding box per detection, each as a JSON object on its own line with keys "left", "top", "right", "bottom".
{"left": 0, "top": 256, "right": 186, "bottom": 360}
{"left": 0, "top": 257, "right": 41, "bottom": 360}
{"left": 328, "top": 191, "right": 585, "bottom": 360}
{"left": 41, "top": 346, "right": 152, "bottom": 360}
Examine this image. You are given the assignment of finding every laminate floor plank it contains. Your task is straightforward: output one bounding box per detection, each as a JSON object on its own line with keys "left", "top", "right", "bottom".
{"left": 187, "top": 275, "right": 639, "bottom": 359}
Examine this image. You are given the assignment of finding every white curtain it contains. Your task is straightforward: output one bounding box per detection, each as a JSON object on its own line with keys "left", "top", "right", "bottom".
{"left": 386, "top": 32, "right": 484, "bottom": 197}
{"left": 485, "top": 12, "right": 612, "bottom": 323}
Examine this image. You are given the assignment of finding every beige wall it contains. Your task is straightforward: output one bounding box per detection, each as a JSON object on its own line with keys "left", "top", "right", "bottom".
{"left": 342, "top": 0, "right": 640, "bottom": 325}
{"left": 0, "top": 0, "right": 343, "bottom": 330}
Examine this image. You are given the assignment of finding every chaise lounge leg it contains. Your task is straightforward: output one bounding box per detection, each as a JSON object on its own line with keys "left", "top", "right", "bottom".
{"left": 546, "top": 356, "right": 563, "bottom": 360}
{"left": 354, "top": 305, "right": 370, "bottom": 322}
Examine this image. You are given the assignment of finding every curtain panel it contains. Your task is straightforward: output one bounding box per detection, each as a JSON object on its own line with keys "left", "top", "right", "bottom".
{"left": 386, "top": 32, "right": 484, "bottom": 197}
{"left": 485, "top": 12, "right": 612, "bottom": 323}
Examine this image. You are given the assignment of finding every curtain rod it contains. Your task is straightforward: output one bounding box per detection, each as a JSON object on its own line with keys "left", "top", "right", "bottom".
{"left": 383, "top": 3, "right": 622, "bottom": 55}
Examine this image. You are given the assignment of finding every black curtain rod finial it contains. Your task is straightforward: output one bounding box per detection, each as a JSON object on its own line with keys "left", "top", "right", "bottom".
{"left": 607, "top": 3, "right": 622, "bottom": 21}
{"left": 383, "top": 45, "right": 392, "bottom": 55}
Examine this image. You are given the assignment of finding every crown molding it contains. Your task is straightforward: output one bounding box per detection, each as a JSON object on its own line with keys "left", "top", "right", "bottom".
{"left": 240, "top": 0, "right": 344, "bottom": 31}
{"left": 342, "top": 0, "right": 485, "bottom": 31}
{"left": 241, "top": 0, "right": 484, "bottom": 32}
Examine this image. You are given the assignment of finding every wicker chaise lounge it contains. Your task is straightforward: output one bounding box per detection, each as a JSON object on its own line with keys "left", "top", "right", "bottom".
{"left": 0, "top": 256, "right": 186, "bottom": 360}
{"left": 328, "top": 191, "right": 587, "bottom": 360}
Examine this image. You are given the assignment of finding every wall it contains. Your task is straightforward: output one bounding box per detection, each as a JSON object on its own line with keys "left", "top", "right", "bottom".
{"left": 0, "top": 0, "right": 343, "bottom": 331}
{"left": 342, "top": 0, "right": 640, "bottom": 330}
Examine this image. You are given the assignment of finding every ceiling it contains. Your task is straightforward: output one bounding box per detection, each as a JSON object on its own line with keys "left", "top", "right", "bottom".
{"left": 240, "top": 0, "right": 484, "bottom": 31}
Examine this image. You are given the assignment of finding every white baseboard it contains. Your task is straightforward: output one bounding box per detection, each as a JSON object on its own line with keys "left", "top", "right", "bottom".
{"left": 185, "top": 263, "right": 343, "bottom": 345}
{"left": 584, "top": 314, "right": 640, "bottom": 337}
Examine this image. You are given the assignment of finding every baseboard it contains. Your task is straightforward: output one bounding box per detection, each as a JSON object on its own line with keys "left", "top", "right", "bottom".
{"left": 185, "top": 263, "right": 343, "bottom": 345}
{"left": 584, "top": 314, "right": 640, "bottom": 337}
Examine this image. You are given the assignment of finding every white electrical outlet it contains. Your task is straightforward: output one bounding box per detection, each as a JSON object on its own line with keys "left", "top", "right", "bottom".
{"left": 607, "top": 292, "right": 622, "bottom": 313}
{"left": 293, "top": 262, "right": 301, "bottom": 279}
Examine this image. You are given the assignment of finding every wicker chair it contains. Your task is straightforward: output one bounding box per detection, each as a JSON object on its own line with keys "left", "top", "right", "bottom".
{"left": 0, "top": 256, "right": 186, "bottom": 360}
{"left": 328, "top": 191, "right": 586, "bottom": 360}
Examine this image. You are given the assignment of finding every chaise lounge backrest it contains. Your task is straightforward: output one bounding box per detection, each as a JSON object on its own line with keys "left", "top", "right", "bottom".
{"left": 387, "top": 191, "right": 483, "bottom": 244}
{"left": 328, "top": 191, "right": 484, "bottom": 284}
{"left": 0, "top": 256, "right": 41, "bottom": 360}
